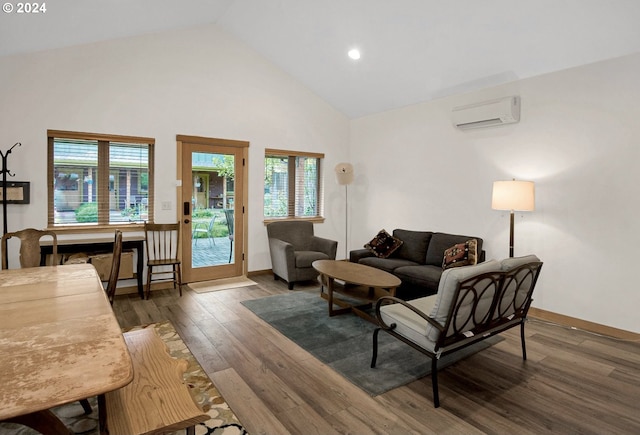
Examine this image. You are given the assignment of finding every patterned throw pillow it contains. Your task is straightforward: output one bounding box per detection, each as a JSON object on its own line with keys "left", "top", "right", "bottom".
{"left": 365, "top": 229, "right": 404, "bottom": 258}
{"left": 442, "top": 239, "right": 478, "bottom": 270}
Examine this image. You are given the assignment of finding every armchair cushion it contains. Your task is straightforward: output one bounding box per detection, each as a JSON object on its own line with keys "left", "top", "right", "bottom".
{"left": 295, "top": 250, "right": 330, "bottom": 268}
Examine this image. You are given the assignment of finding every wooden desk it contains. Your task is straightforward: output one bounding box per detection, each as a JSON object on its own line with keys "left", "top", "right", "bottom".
{"left": 40, "top": 235, "right": 145, "bottom": 299}
{"left": 0, "top": 264, "right": 134, "bottom": 433}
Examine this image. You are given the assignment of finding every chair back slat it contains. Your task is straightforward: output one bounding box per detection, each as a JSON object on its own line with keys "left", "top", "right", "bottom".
{"left": 144, "top": 223, "right": 180, "bottom": 262}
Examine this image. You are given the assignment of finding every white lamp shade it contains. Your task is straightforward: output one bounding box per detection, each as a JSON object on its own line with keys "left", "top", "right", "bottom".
{"left": 334, "top": 162, "right": 354, "bottom": 185}
{"left": 492, "top": 180, "right": 535, "bottom": 211}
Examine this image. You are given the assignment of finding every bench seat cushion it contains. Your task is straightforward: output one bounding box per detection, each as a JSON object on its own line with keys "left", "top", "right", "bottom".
{"left": 379, "top": 295, "right": 438, "bottom": 353}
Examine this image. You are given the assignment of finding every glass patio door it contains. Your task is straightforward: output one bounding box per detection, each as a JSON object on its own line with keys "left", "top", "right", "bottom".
{"left": 177, "top": 136, "right": 248, "bottom": 283}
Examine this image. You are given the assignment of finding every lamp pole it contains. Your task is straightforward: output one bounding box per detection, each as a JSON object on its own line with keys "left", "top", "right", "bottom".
{"left": 509, "top": 210, "right": 515, "bottom": 257}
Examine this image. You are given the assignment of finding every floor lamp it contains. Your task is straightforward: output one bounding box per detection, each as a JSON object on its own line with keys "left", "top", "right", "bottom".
{"left": 491, "top": 179, "right": 535, "bottom": 257}
{"left": 335, "top": 163, "right": 354, "bottom": 260}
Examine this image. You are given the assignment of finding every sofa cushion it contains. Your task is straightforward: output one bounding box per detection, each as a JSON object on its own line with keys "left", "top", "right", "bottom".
{"left": 426, "top": 259, "right": 502, "bottom": 341}
{"left": 391, "top": 229, "right": 432, "bottom": 264}
{"left": 442, "top": 239, "right": 478, "bottom": 270}
{"left": 426, "top": 233, "right": 483, "bottom": 266}
{"left": 364, "top": 229, "right": 403, "bottom": 258}
{"left": 393, "top": 265, "right": 443, "bottom": 293}
{"left": 359, "top": 257, "right": 418, "bottom": 273}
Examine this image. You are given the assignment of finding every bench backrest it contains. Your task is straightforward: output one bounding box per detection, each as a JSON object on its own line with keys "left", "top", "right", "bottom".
{"left": 425, "top": 256, "right": 543, "bottom": 349}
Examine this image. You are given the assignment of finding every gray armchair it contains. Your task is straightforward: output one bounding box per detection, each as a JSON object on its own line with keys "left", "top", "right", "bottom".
{"left": 267, "top": 221, "right": 338, "bottom": 289}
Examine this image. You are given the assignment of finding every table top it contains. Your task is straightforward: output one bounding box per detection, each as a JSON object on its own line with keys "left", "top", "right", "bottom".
{"left": 0, "top": 264, "right": 134, "bottom": 420}
{"left": 312, "top": 260, "right": 401, "bottom": 289}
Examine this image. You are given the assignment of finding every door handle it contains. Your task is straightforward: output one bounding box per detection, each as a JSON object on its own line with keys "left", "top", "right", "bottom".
{"left": 184, "top": 219, "right": 190, "bottom": 224}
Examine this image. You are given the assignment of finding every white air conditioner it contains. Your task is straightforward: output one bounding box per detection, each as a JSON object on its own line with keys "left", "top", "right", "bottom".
{"left": 453, "top": 96, "right": 520, "bottom": 130}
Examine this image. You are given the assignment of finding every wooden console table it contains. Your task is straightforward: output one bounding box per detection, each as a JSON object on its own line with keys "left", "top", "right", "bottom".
{"left": 40, "top": 235, "right": 145, "bottom": 299}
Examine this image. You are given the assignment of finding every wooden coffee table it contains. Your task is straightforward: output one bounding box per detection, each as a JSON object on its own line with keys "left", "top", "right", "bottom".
{"left": 312, "top": 260, "right": 401, "bottom": 323}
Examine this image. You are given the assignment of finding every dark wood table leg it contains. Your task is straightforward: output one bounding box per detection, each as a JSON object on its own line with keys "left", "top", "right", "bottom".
{"left": 98, "top": 393, "right": 108, "bottom": 435}
{"left": 4, "top": 410, "right": 73, "bottom": 435}
{"left": 134, "top": 240, "right": 144, "bottom": 299}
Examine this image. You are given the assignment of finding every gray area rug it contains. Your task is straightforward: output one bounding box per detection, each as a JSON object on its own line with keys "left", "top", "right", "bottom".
{"left": 242, "top": 290, "right": 502, "bottom": 396}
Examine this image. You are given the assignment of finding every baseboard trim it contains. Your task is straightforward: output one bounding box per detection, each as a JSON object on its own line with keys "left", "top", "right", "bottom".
{"left": 248, "top": 269, "right": 272, "bottom": 277}
{"left": 528, "top": 307, "right": 640, "bottom": 341}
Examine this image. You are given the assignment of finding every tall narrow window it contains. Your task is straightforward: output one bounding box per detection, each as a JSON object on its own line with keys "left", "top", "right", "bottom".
{"left": 264, "top": 149, "right": 324, "bottom": 219}
{"left": 48, "top": 130, "right": 154, "bottom": 227}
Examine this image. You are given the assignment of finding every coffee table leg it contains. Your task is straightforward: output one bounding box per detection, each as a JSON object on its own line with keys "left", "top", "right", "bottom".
{"left": 327, "top": 276, "right": 336, "bottom": 316}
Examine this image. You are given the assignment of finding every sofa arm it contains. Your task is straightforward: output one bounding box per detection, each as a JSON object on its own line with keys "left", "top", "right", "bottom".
{"left": 310, "top": 236, "right": 338, "bottom": 259}
{"left": 350, "top": 248, "right": 374, "bottom": 263}
{"left": 268, "top": 238, "right": 296, "bottom": 281}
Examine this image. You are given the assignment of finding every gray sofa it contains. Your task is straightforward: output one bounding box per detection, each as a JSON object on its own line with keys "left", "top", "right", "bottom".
{"left": 350, "top": 229, "right": 485, "bottom": 298}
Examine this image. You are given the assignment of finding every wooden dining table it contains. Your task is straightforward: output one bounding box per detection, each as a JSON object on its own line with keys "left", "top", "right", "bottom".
{"left": 0, "top": 263, "right": 134, "bottom": 434}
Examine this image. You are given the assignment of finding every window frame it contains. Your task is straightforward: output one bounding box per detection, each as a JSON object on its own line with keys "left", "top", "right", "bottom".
{"left": 47, "top": 130, "right": 155, "bottom": 230}
{"left": 263, "top": 148, "right": 325, "bottom": 223}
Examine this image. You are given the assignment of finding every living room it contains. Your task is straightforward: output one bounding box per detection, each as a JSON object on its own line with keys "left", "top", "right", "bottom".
{"left": 2, "top": 2, "right": 638, "bottom": 336}
{"left": 1, "top": 2, "right": 639, "bottom": 433}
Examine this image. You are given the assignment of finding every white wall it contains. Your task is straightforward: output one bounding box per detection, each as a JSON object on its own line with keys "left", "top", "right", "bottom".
{"left": 0, "top": 24, "right": 350, "bottom": 271}
{"left": 2, "top": 22, "right": 638, "bottom": 333}
{"left": 350, "top": 53, "right": 640, "bottom": 333}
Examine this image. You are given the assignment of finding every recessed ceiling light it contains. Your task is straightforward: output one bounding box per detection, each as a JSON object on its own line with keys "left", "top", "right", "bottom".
{"left": 348, "top": 49, "right": 361, "bottom": 60}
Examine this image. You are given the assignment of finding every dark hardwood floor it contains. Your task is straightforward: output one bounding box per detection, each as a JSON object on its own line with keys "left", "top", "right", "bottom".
{"left": 111, "top": 273, "right": 640, "bottom": 435}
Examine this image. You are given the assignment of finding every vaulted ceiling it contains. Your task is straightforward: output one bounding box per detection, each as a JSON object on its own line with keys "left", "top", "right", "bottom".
{"left": 2, "top": 0, "right": 640, "bottom": 118}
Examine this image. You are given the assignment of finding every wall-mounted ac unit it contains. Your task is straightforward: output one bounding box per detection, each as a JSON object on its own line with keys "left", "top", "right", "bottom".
{"left": 453, "top": 96, "right": 520, "bottom": 130}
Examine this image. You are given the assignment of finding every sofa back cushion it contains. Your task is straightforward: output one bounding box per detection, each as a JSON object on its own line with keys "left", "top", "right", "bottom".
{"left": 425, "top": 232, "right": 483, "bottom": 266}
{"left": 391, "top": 229, "right": 432, "bottom": 264}
{"left": 425, "top": 259, "right": 501, "bottom": 341}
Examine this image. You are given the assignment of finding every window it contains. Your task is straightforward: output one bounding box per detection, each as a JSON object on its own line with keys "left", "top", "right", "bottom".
{"left": 264, "top": 149, "right": 324, "bottom": 220}
{"left": 47, "top": 130, "right": 154, "bottom": 227}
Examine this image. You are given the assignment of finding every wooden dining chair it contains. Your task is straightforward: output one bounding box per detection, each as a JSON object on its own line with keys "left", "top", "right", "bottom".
{"left": 104, "top": 230, "right": 123, "bottom": 305}
{"left": 1, "top": 228, "right": 58, "bottom": 270}
{"left": 144, "top": 222, "right": 182, "bottom": 299}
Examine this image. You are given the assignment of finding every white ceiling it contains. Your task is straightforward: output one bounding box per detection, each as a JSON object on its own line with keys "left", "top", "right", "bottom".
{"left": 2, "top": 0, "right": 640, "bottom": 118}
